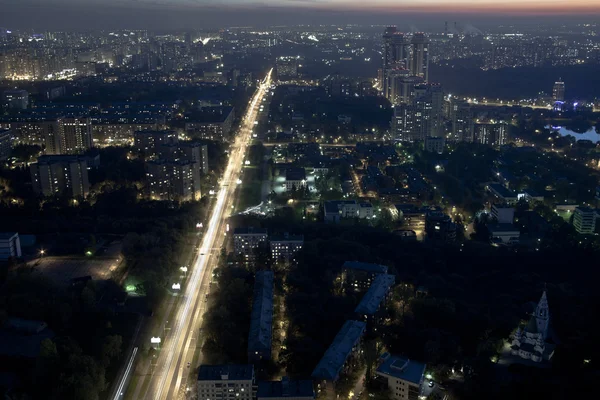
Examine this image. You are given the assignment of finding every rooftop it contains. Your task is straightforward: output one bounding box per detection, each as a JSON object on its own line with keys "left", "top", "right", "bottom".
{"left": 198, "top": 365, "right": 254, "bottom": 381}
{"left": 0, "top": 232, "right": 18, "bottom": 240}
{"left": 343, "top": 261, "right": 388, "bottom": 275}
{"left": 488, "top": 183, "right": 517, "bottom": 199}
{"left": 324, "top": 200, "right": 357, "bottom": 215}
{"left": 271, "top": 233, "right": 304, "bottom": 242}
{"left": 488, "top": 223, "right": 520, "bottom": 233}
{"left": 248, "top": 271, "right": 274, "bottom": 354}
{"left": 311, "top": 320, "right": 366, "bottom": 381}
{"left": 355, "top": 274, "right": 395, "bottom": 315}
{"left": 257, "top": 377, "right": 314, "bottom": 399}
{"left": 376, "top": 353, "right": 426, "bottom": 385}
{"left": 36, "top": 154, "right": 91, "bottom": 164}
{"left": 286, "top": 167, "right": 306, "bottom": 182}
{"left": 234, "top": 227, "right": 268, "bottom": 235}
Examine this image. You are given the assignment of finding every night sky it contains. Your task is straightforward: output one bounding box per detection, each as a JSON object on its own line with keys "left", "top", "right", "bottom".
{"left": 1, "top": 0, "right": 599, "bottom": 30}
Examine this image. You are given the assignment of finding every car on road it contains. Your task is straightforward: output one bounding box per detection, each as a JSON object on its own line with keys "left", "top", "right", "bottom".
{"left": 428, "top": 381, "right": 434, "bottom": 388}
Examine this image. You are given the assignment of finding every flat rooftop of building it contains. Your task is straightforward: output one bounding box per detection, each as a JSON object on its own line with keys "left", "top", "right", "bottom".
{"left": 376, "top": 353, "right": 426, "bottom": 385}
{"left": 575, "top": 206, "right": 595, "bottom": 213}
{"left": 342, "top": 261, "right": 388, "bottom": 274}
{"left": 488, "top": 223, "right": 520, "bottom": 233}
{"left": 36, "top": 154, "right": 90, "bottom": 163}
{"left": 0, "top": 232, "right": 18, "bottom": 240}
{"left": 355, "top": 274, "right": 395, "bottom": 315}
{"left": 257, "top": 378, "right": 314, "bottom": 399}
{"left": 248, "top": 271, "right": 274, "bottom": 354}
{"left": 233, "top": 227, "right": 268, "bottom": 235}
{"left": 286, "top": 167, "right": 306, "bottom": 181}
{"left": 311, "top": 320, "right": 366, "bottom": 381}
{"left": 271, "top": 233, "right": 304, "bottom": 242}
{"left": 198, "top": 364, "right": 254, "bottom": 381}
{"left": 324, "top": 200, "right": 357, "bottom": 214}
{"left": 487, "top": 183, "right": 517, "bottom": 198}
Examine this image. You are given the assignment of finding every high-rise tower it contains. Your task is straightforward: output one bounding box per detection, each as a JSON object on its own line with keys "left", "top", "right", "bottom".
{"left": 410, "top": 33, "right": 429, "bottom": 82}
{"left": 383, "top": 27, "right": 410, "bottom": 101}
{"left": 553, "top": 78, "right": 565, "bottom": 102}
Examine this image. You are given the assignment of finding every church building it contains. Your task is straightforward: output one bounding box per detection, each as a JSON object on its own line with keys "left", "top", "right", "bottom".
{"left": 510, "top": 291, "right": 555, "bottom": 362}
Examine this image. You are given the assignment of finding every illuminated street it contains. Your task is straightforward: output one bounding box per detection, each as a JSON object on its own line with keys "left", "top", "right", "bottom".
{"left": 125, "top": 69, "right": 273, "bottom": 400}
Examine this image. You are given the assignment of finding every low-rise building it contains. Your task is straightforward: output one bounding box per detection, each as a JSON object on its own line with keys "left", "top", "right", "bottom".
{"left": 270, "top": 233, "right": 304, "bottom": 264}
{"left": 285, "top": 167, "right": 307, "bottom": 192}
{"left": 487, "top": 183, "right": 518, "bottom": 204}
{"left": 257, "top": 377, "right": 314, "bottom": 400}
{"left": 197, "top": 365, "right": 255, "bottom": 400}
{"left": 491, "top": 204, "right": 515, "bottom": 224}
{"left": 0, "top": 232, "right": 21, "bottom": 261}
{"left": 233, "top": 228, "right": 269, "bottom": 261}
{"left": 355, "top": 274, "right": 395, "bottom": 326}
{"left": 324, "top": 200, "right": 359, "bottom": 223}
{"left": 359, "top": 203, "right": 374, "bottom": 219}
{"left": 375, "top": 353, "right": 426, "bottom": 400}
{"left": 248, "top": 271, "right": 274, "bottom": 363}
{"left": 573, "top": 206, "right": 597, "bottom": 235}
{"left": 30, "top": 154, "right": 91, "bottom": 198}
{"left": 342, "top": 261, "right": 389, "bottom": 291}
{"left": 488, "top": 223, "right": 521, "bottom": 245}
{"left": 425, "top": 211, "right": 457, "bottom": 242}
{"left": 312, "top": 320, "right": 366, "bottom": 384}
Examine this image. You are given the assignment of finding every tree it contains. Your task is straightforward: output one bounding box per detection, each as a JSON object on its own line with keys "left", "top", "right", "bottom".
{"left": 101, "top": 335, "right": 123, "bottom": 367}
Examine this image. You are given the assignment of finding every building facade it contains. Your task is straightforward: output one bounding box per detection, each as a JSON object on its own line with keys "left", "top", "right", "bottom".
{"left": 197, "top": 365, "right": 255, "bottom": 400}
{"left": 233, "top": 228, "right": 269, "bottom": 261}
{"left": 0, "top": 232, "right": 22, "bottom": 261}
{"left": 0, "top": 129, "right": 12, "bottom": 161}
{"left": 573, "top": 206, "right": 597, "bottom": 234}
{"left": 2, "top": 89, "right": 29, "bottom": 110}
{"left": 30, "top": 155, "right": 90, "bottom": 198}
{"left": 270, "top": 234, "right": 304, "bottom": 264}
{"left": 510, "top": 291, "right": 555, "bottom": 362}
{"left": 146, "top": 159, "right": 201, "bottom": 201}
{"left": 375, "top": 353, "right": 426, "bottom": 400}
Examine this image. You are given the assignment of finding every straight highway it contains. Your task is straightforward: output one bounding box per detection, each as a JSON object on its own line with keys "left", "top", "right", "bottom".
{"left": 121, "top": 68, "right": 273, "bottom": 400}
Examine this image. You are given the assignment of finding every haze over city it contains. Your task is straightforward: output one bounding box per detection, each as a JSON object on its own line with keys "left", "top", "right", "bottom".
{"left": 2, "top": 0, "right": 600, "bottom": 29}
{"left": 1, "top": 1, "right": 600, "bottom": 400}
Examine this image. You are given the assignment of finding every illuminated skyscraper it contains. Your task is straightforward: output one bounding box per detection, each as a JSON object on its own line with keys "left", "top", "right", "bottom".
{"left": 392, "top": 83, "right": 444, "bottom": 142}
{"left": 448, "top": 98, "right": 474, "bottom": 142}
{"left": 44, "top": 117, "right": 92, "bottom": 155}
{"left": 553, "top": 78, "right": 565, "bottom": 102}
{"left": 410, "top": 33, "right": 429, "bottom": 82}
{"left": 382, "top": 27, "right": 410, "bottom": 100}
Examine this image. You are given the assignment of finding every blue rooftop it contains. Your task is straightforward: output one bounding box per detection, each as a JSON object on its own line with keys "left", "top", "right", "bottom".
{"left": 342, "top": 261, "right": 388, "bottom": 275}
{"left": 376, "top": 353, "right": 426, "bottom": 385}
{"left": 312, "top": 320, "right": 366, "bottom": 381}
{"left": 248, "top": 271, "right": 274, "bottom": 355}
{"left": 355, "top": 274, "right": 395, "bottom": 315}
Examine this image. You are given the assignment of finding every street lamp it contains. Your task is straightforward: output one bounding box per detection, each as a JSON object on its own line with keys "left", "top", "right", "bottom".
{"left": 39, "top": 249, "right": 45, "bottom": 259}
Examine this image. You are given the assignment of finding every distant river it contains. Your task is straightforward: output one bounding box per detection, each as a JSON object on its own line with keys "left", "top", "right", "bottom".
{"left": 547, "top": 125, "right": 600, "bottom": 143}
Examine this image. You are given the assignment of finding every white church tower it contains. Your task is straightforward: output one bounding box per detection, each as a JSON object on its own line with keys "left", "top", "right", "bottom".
{"left": 535, "top": 291, "right": 550, "bottom": 340}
